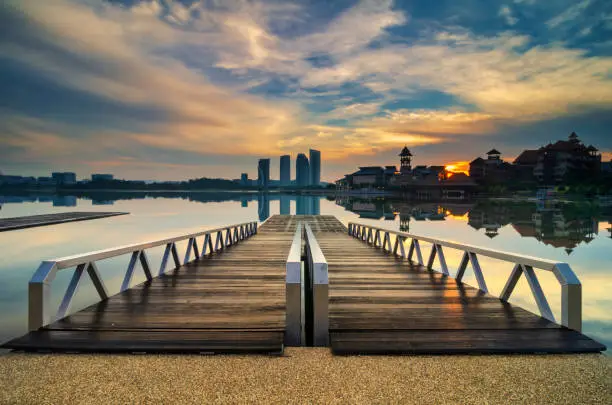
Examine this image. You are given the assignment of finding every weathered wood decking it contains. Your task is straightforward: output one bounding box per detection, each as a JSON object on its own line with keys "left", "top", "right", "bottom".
{"left": 2, "top": 215, "right": 606, "bottom": 354}
{"left": 311, "top": 221, "right": 605, "bottom": 354}
{"left": 4, "top": 218, "right": 295, "bottom": 353}
{"left": 0, "top": 212, "right": 128, "bottom": 232}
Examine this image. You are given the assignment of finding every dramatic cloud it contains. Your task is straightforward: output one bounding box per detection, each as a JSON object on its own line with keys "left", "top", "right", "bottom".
{"left": 1, "top": 0, "right": 611, "bottom": 181}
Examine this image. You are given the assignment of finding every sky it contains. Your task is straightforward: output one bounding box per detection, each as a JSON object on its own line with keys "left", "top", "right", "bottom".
{"left": 1, "top": 0, "right": 611, "bottom": 182}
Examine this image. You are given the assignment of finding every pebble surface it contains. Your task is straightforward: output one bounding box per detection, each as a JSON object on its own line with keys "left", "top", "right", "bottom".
{"left": 0, "top": 349, "right": 610, "bottom": 404}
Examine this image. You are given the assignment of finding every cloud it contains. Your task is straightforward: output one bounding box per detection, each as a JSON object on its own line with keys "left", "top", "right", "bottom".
{"left": 499, "top": 5, "right": 518, "bottom": 26}
{"left": 546, "top": 0, "right": 592, "bottom": 28}
{"left": 297, "top": 30, "right": 612, "bottom": 121}
{"left": 0, "top": 0, "right": 309, "bottom": 159}
{"left": 1, "top": 0, "right": 611, "bottom": 181}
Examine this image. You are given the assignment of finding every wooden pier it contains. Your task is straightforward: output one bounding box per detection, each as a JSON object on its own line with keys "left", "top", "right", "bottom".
{"left": 2, "top": 215, "right": 606, "bottom": 354}
{"left": 0, "top": 212, "right": 128, "bottom": 232}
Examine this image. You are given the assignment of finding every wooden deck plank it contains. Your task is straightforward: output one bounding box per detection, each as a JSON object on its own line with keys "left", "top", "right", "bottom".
{"left": 3, "top": 215, "right": 605, "bottom": 355}
{"left": 320, "top": 230, "right": 605, "bottom": 354}
{"left": 331, "top": 329, "right": 606, "bottom": 354}
{"left": 3, "top": 215, "right": 296, "bottom": 354}
{"left": 6, "top": 330, "right": 283, "bottom": 354}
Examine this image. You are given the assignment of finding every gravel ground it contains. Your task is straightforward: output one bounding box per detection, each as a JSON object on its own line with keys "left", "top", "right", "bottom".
{"left": 0, "top": 349, "right": 610, "bottom": 404}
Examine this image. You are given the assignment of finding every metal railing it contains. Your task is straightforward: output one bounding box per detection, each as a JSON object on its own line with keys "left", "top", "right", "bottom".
{"left": 348, "top": 222, "right": 582, "bottom": 331}
{"left": 285, "top": 222, "right": 303, "bottom": 346}
{"left": 304, "top": 223, "right": 329, "bottom": 346}
{"left": 29, "top": 221, "right": 258, "bottom": 331}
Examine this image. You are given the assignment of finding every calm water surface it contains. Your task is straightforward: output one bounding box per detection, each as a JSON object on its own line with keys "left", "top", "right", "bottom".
{"left": 0, "top": 192, "right": 610, "bottom": 353}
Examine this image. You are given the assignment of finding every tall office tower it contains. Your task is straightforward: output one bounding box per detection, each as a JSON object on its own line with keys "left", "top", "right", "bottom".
{"left": 309, "top": 149, "right": 321, "bottom": 186}
{"left": 257, "top": 158, "right": 270, "bottom": 188}
{"left": 296, "top": 153, "right": 310, "bottom": 187}
{"left": 280, "top": 155, "right": 290, "bottom": 186}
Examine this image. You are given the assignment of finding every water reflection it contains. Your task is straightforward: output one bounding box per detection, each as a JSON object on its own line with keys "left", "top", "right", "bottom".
{"left": 0, "top": 191, "right": 324, "bottom": 222}
{"left": 336, "top": 196, "right": 612, "bottom": 254}
{"left": 0, "top": 192, "right": 610, "bottom": 353}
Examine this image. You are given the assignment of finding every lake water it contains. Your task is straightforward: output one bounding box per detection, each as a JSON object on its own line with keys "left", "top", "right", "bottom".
{"left": 0, "top": 192, "right": 610, "bottom": 353}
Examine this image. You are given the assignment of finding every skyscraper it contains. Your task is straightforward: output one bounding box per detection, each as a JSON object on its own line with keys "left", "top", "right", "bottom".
{"left": 280, "top": 155, "right": 290, "bottom": 186}
{"left": 309, "top": 149, "right": 321, "bottom": 186}
{"left": 296, "top": 153, "right": 310, "bottom": 187}
{"left": 240, "top": 173, "right": 249, "bottom": 187}
{"left": 257, "top": 158, "right": 270, "bottom": 188}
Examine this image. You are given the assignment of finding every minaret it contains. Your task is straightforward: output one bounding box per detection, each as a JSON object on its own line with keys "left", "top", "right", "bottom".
{"left": 399, "top": 146, "right": 413, "bottom": 175}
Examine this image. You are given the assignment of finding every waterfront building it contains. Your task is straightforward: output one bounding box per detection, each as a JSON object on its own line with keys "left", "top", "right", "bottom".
{"left": 533, "top": 132, "right": 601, "bottom": 184}
{"left": 240, "top": 173, "right": 249, "bottom": 187}
{"left": 350, "top": 166, "right": 386, "bottom": 189}
{"left": 280, "top": 155, "right": 290, "bottom": 186}
{"left": 36, "top": 177, "right": 57, "bottom": 186}
{"left": 399, "top": 146, "right": 412, "bottom": 174}
{"left": 296, "top": 153, "right": 310, "bottom": 187}
{"left": 91, "top": 174, "right": 114, "bottom": 182}
{"left": 51, "top": 172, "right": 76, "bottom": 185}
{"left": 336, "top": 146, "right": 476, "bottom": 199}
{"left": 469, "top": 149, "right": 512, "bottom": 184}
{"left": 309, "top": 149, "right": 321, "bottom": 186}
{"left": 257, "top": 159, "right": 270, "bottom": 188}
{"left": 513, "top": 150, "right": 539, "bottom": 182}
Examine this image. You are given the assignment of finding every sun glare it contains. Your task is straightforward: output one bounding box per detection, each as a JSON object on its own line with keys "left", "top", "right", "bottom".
{"left": 444, "top": 161, "right": 470, "bottom": 176}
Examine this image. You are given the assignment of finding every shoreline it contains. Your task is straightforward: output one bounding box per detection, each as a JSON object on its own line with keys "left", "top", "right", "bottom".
{"left": 1, "top": 349, "right": 610, "bottom": 404}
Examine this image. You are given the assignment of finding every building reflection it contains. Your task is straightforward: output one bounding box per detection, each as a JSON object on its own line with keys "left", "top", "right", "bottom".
{"left": 336, "top": 197, "right": 468, "bottom": 225}
{"left": 469, "top": 200, "right": 605, "bottom": 255}
{"left": 1, "top": 191, "right": 609, "bottom": 255}
{"left": 336, "top": 196, "right": 611, "bottom": 255}
{"left": 257, "top": 193, "right": 270, "bottom": 222}
{"left": 254, "top": 194, "right": 322, "bottom": 221}
{"left": 280, "top": 196, "right": 290, "bottom": 215}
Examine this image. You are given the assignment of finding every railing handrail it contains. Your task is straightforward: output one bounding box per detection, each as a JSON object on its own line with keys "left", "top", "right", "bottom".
{"left": 304, "top": 223, "right": 327, "bottom": 285}
{"left": 304, "top": 223, "right": 329, "bottom": 346}
{"left": 28, "top": 220, "right": 258, "bottom": 331}
{"left": 348, "top": 221, "right": 582, "bottom": 331}
{"left": 285, "top": 222, "right": 303, "bottom": 346}
{"left": 348, "top": 222, "right": 571, "bottom": 276}
{"left": 44, "top": 221, "right": 257, "bottom": 270}
{"left": 286, "top": 222, "right": 303, "bottom": 284}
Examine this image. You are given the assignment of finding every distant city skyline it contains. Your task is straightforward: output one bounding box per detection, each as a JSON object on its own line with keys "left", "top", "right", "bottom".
{"left": 1, "top": 1, "right": 611, "bottom": 182}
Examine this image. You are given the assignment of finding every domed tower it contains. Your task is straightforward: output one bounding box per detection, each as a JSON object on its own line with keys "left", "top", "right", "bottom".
{"left": 399, "top": 146, "right": 413, "bottom": 174}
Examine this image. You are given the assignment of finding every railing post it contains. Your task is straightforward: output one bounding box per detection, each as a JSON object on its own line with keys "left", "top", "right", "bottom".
{"left": 553, "top": 263, "right": 582, "bottom": 331}
{"left": 304, "top": 223, "right": 328, "bottom": 347}
{"left": 28, "top": 261, "right": 57, "bottom": 331}
{"left": 435, "top": 245, "right": 449, "bottom": 275}
{"left": 500, "top": 263, "right": 523, "bottom": 301}
{"left": 184, "top": 237, "right": 194, "bottom": 264}
{"left": 87, "top": 262, "right": 108, "bottom": 299}
{"left": 285, "top": 222, "right": 303, "bottom": 346}
{"left": 347, "top": 222, "right": 585, "bottom": 333}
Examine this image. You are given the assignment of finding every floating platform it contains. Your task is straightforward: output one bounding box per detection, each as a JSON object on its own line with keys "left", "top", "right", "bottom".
{"left": 0, "top": 212, "right": 128, "bottom": 232}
